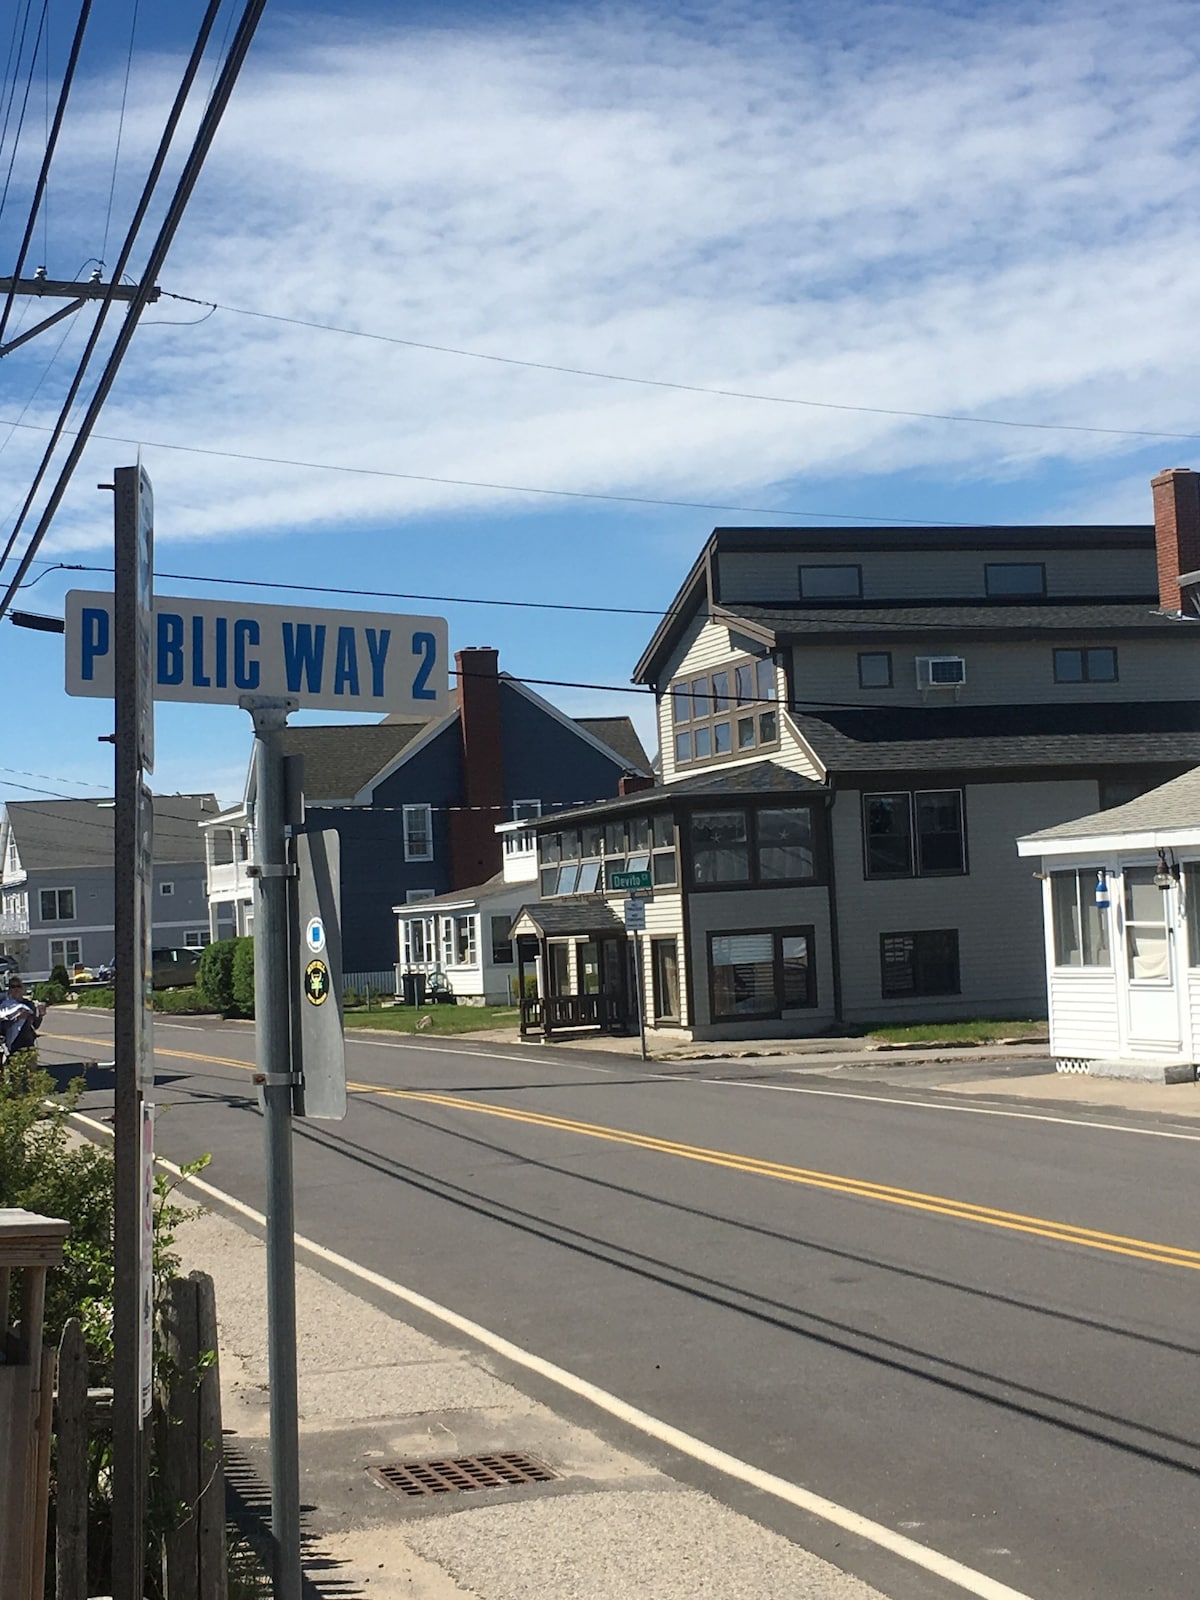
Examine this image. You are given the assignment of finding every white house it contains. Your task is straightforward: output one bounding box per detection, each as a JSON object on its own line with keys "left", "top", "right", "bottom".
{"left": 1017, "top": 767, "right": 1200, "bottom": 1082}
{"left": 392, "top": 819, "right": 539, "bottom": 1005}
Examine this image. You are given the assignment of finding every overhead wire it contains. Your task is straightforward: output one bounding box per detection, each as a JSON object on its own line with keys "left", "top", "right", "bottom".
{"left": 0, "top": 0, "right": 238, "bottom": 612}
{"left": 161, "top": 290, "right": 1200, "bottom": 447}
{"left": 0, "top": 0, "right": 36, "bottom": 226}
{"left": 100, "top": 0, "right": 138, "bottom": 268}
{"left": 0, "top": 0, "right": 48, "bottom": 237}
{"left": 0, "top": 0, "right": 94, "bottom": 347}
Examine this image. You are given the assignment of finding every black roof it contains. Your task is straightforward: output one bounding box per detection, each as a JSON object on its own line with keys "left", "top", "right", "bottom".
{"left": 4, "top": 794, "right": 218, "bottom": 869}
{"left": 534, "top": 761, "right": 824, "bottom": 829}
{"left": 793, "top": 700, "right": 1200, "bottom": 773}
{"left": 718, "top": 601, "right": 1182, "bottom": 643}
{"left": 511, "top": 898, "right": 627, "bottom": 938}
{"left": 574, "top": 716, "right": 652, "bottom": 772}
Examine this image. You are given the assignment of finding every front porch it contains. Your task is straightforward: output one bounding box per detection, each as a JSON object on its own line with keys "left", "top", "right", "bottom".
{"left": 511, "top": 899, "right": 635, "bottom": 1039}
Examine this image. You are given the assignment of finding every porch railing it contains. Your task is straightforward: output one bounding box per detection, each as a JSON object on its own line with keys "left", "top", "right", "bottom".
{"left": 521, "top": 992, "right": 625, "bottom": 1036}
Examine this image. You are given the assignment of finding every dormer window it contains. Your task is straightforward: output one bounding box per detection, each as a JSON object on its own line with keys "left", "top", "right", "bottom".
{"left": 799, "top": 564, "right": 862, "bottom": 599}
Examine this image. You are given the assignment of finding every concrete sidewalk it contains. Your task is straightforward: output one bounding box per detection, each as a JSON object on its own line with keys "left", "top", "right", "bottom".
{"left": 177, "top": 1208, "right": 888, "bottom": 1599}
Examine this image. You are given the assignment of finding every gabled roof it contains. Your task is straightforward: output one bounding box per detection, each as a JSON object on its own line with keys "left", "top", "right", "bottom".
{"left": 791, "top": 701, "right": 1200, "bottom": 774}
{"left": 1020, "top": 767, "right": 1200, "bottom": 847}
{"left": 392, "top": 872, "right": 517, "bottom": 914}
{"left": 275, "top": 723, "right": 432, "bottom": 802}
{"left": 573, "top": 717, "right": 651, "bottom": 773}
{"left": 511, "top": 898, "right": 627, "bottom": 939}
{"left": 4, "top": 794, "right": 218, "bottom": 869}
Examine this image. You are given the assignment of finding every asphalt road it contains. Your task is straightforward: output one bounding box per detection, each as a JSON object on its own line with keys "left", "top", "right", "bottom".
{"left": 38, "top": 1012, "right": 1200, "bottom": 1600}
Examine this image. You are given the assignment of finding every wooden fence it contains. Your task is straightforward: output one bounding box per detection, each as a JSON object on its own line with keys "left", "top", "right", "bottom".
{"left": 53, "top": 1272, "right": 227, "bottom": 1600}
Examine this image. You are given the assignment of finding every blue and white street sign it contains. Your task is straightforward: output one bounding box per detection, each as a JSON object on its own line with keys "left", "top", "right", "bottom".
{"left": 305, "top": 915, "right": 326, "bottom": 954}
{"left": 64, "top": 591, "right": 450, "bottom": 716}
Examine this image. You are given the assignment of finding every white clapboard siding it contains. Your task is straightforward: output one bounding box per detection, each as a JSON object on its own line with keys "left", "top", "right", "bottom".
{"left": 1047, "top": 971, "right": 1121, "bottom": 1059}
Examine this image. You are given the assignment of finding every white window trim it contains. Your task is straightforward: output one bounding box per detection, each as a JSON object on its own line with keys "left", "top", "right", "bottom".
{"left": 159, "top": 881, "right": 175, "bottom": 897}
{"left": 403, "top": 804, "right": 434, "bottom": 862}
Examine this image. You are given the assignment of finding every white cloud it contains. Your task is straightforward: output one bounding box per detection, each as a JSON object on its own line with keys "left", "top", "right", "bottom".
{"left": 5, "top": 0, "right": 1200, "bottom": 553}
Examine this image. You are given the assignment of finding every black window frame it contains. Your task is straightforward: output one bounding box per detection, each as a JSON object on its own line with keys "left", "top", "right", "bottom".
{"left": 537, "top": 810, "right": 678, "bottom": 897}
{"left": 862, "top": 790, "right": 966, "bottom": 880}
{"left": 857, "top": 651, "right": 893, "bottom": 689}
{"left": 489, "top": 915, "right": 514, "bottom": 965}
{"left": 798, "top": 563, "right": 863, "bottom": 600}
{"left": 707, "top": 926, "right": 817, "bottom": 1022}
{"left": 879, "top": 929, "right": 960, "bottom": 999}
{"left": 667, "top": 653, "right": 781, "bottom": 768}
{"left": 985, "top": 561, "right": 1046, "bottom": 597}
{"left": 689, "top": 803, "right": 822, "bottom": 890}
{"left": 1053, "top": 646, "right": 1118, "bottom": 684}
{"left": 40, "top": 886, "right": 76, "bottom": 922}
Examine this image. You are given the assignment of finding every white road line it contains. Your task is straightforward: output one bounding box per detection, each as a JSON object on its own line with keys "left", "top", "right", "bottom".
{"left": 70, "top": 1108, "right": 1033, "bottom": 1600}
{"left": 716, "top": 1078, "right": 1200, "bottom": 1142}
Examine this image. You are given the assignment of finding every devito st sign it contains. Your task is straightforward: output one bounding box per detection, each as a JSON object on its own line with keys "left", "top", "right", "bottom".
{"left": 65, "top": 591, "right": 450, "bottom": 716}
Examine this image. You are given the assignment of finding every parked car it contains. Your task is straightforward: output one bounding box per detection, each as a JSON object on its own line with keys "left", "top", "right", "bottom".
{"left": 0, "top": 953, "right": 18, "bottom": 977}
{"left": 151, "top": 947, "right": 201, "bottom": 989}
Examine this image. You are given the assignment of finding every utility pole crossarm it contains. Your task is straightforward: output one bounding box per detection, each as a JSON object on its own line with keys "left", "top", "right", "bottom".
{"left": 0, "top": 299, "right": 86, "bottom": 358}
{"left": 0, "top": 276, "right": 160, "bottom": 302}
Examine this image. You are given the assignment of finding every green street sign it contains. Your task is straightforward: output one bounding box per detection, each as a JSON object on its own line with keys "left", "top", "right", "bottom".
{"left": 610, "top": 869, "right": 652, "bottom": 892}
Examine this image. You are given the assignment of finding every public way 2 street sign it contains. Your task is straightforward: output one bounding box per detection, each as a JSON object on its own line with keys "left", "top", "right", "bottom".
{"left": 64, "top": 591, "right": 450, "bottom": 716}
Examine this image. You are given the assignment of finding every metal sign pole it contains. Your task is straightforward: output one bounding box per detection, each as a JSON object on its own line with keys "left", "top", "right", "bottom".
{"left": 243, "top": 694, "right": 302, "bottom": 1600}
{"left": 634, "top": 930, "right": 648, "bottom": 1061}
{"left": 111, "top": 464, "right": 154, "bottom": 1600}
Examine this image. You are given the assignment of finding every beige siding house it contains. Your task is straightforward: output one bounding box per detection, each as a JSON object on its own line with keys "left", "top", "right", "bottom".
{"left": 511, "top": 469, "right": 1200, "bottom": 1042}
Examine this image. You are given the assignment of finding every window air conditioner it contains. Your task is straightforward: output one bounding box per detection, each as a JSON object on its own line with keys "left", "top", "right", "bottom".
{"left": 915, "top": 655, "right": 966, "bottom": 690}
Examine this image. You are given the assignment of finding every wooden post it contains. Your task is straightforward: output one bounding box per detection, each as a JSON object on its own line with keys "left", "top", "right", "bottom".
{"left": 30, "top": 1346, "right": 57, "bottom": 1600}
{"left": 55, "top": 1319, "right": 89, "bottom": 1600}
{"left": 163, "top": 1275, "right": 200, "bottom": 1600}
{"left": 193, "top": 1273, "right": 227, "bottom": 1600}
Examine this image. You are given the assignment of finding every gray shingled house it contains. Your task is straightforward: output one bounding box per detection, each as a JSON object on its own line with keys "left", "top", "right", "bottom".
{"left": 511, "top": 470, "right": 1200, "bottom": 1040}
{"left": 0, "top": 793, "right": 218, "bottom": 978}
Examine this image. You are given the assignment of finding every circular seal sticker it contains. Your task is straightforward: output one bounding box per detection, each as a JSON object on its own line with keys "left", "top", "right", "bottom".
{"left": 304, "top": 958, "right": 330, "bottom": 1006}
{"left": 305, "top": 916, "right": 326, "bottom": 954}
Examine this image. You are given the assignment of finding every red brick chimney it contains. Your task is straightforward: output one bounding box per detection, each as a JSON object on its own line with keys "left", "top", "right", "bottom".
{"left": 1151, "top": 468, "right": 1200, "bottom": 613}
{"left": 448, "top": 646, "right": 505, "bottom": 888}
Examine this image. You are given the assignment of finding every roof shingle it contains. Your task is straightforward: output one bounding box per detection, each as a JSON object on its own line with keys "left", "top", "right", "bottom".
{"left": 5, "top": 794, "right": 218, "bottom": 869}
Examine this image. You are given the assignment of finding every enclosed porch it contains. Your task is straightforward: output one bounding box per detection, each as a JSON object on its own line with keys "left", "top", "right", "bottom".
{"left": 510, "top": 900, "right": 634, "bottom": 1038}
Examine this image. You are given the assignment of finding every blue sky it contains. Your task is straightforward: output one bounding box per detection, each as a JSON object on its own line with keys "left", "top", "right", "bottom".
{"left": 2, "top": 0, "right": 1199, "bottom": 806}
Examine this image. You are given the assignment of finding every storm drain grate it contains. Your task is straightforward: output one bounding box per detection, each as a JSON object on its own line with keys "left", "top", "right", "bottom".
{"left": 370, "top": 1452, "right": 559, "bottom": 1498}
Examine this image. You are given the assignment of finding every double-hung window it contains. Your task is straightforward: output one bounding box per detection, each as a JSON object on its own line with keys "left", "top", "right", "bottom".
{"left": 40, "top": 887, "right": 76, "bottom": 921}
{"left": 863, "top": 791, "right": 965, "bottom": 879}
{"left": 403, "top": 804, "right": 433, "bottom": 862}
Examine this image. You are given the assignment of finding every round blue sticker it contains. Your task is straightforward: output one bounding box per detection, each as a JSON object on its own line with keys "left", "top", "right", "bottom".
{"left": 305, "top": 916, "right": 326, "bottom": 954}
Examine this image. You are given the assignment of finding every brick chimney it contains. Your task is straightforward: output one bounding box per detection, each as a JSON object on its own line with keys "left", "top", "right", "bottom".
{"left": 448, "top": 646, "right": 505, "bottom": 889}
{"left": 1151, "top": 468, "right": 1200, "bottom": 613}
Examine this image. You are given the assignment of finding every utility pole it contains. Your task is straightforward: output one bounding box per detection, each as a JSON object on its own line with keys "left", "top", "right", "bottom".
{"left": 0, "top": 272, "right": 159, "bottom": 358}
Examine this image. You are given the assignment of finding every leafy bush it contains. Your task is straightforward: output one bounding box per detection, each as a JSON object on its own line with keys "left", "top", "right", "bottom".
{"left": 74, "top": 986, "right": 115, "bottom": 1008}
{"left": 49, "top": 962, "right": 70, "bottom": 988}
{"left": 33, "top": 980, "right": 67, "bottom": 1004}
{"left": 197, "top": 937, "right": 236, "bottom": 1013}
{"left": 153, "top": 985, "right": 215, "bottom": 1015}
{"left": 231, "top": 935, "right": 255, "bottom": 1018}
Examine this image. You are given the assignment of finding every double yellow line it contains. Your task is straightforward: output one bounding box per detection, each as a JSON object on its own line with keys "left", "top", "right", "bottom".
{"left": 46, "top": 1030, "right": 1200, "bottom": 1274}
{"left": 363, "top": 1084, "right": 1200, "bottom": 1274}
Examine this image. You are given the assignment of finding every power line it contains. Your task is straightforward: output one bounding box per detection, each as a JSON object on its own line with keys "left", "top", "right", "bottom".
{"left": 0, "top": 760, "right": 107, "bottom": 789}
{"left": 162, "top": 289, "right": 1200, "bottom": 448}
{"left": 100, "top": 0, "right": 138, "bottom": 268}
{"left": 0, "top": 0, "right": 47, "bottom": 236}
{"left": 0, "top": 419, "right": 980, "bottom": 528}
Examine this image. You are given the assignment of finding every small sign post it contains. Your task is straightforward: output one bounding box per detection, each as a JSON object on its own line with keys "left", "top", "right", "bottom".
{"left": 623, "top": 899, "right": 649, "bottom": 1060}
{"left": 66, "top": 560, "right": 449, "bottom": 1600}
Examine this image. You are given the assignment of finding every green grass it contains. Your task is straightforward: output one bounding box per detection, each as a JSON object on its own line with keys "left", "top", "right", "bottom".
{"left": 866, "top": 1018, "right": 1048, "bottom": 1045}
{"left": 342, "top": 1003, "right": 521, "bottom": 1034}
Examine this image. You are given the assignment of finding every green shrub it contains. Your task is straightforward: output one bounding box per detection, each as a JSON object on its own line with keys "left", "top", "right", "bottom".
{"left": 197, "top": 937, "right": 236, "bottom": 1013}
{"left": 49, "top": 962, "right": 70, "bottom": 988}
{"left": 152, "top": 985, "right": 215, "bottom": 1015}
{"left": 231, "top": 935, "right": 255, "bottom": 1018}
{"left": 33, "top": 980, "right": 67, "bottom": 1004}
{"left": 74, "top": 986, "right": 115, "bottom": 1008}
